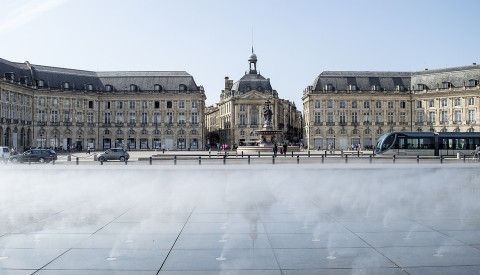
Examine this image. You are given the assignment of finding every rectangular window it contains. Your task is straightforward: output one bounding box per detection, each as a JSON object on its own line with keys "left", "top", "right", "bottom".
{"left": 468, "top": 110, "right": 475, "bottom": 122}
{"left": 364, "top": 112, "right": 370, "bottom": 123}
{"left": 454, "top": 110, "right": 461, "bottom": 123}
{"left": 364, "top": 101, "right": 370, "bottom": 108}
{"left": 339, "top": 101, "right": 345, "bottom": 108}
{"left": 166, "top": 112, "right": 173, "bottom": 124}
{"left": 129, "top": 101, "right": 135, "bottom": 109}
{"left": 429, "top": 100, "right": 434, "bottom": 108}
{"left": 52, "top": 98, "right": 58, "bottom": 107}
{"left": 441, "top": 99, "right": 447, "bottom": 107}
{"left": 388, "top": 101, "right": 394, "bottom": 108}
{"left": 64, "top": 99, "right": 70, "bottom": 108}
{"left": 352, "top": 101, "right": 357, "bottom": 108}
{"left": 429, "top": 112, "right": 436, "bottom": 123}
{"left": 142, "top": 101, "right": 148, "bottom": 109}
{"left": 64, "top": 110, "right": 70, "bottom": 122}
{"left": 415, "top": 112, "right": 423, "bottom": 123}
{"left": 240, "top": 105, "right": 245, "bottom": 112}
{"left": 387, "top": 112, "right": 394, "bottom": 123}
{"left": 454, "top": 98, "right": 461, "bottom": 106}
{"left": 314, "top": 101, "right": 320, "bottom": 109}
{"left": 104, "top": 101, "right": 110, "bottom": 110}
{"left": 154, "top": 112, "right": 160, "bottom": 124}
{"left": 351, "top": 112, "right": 358, "bottom": 123}
{"left": 376, "top": 101, "right": 382, "bottom": 108}
{"left": 400, "top": 101, "right": 406, "bottom": 108}
{"left": 116, "top": 113, "right": 123, "bottom": 124}
{"left": 441, "top": 111, "right": 448, "bottom": 122}
{"left": 327, "top": 101, "right": 333, "bottom": 108}
{"left": 88, "top": 112, "right": 94, "bottom": 123}
{"left": 76, "top": 100, "right": 82, "bottom": 108}
{"left": 39, "top": 110, "right": 45, "bottom": 122}
{"left": 104, "top": 113, "right": 111, "bottom": 124}
{"left": 239, "top": 114, "right": 246, "bottom": 125}
{"left": 129, "top": 112, "right": 136, "bottom": 123}
{"left": 327, "top": 112, "right": 334, "bottom": 123}
{"left": 154, "top": 101, "right": 160, "bottom": 109}
{"left": 400, "top": 112, "right": 406, "bottom": 123}
{"left": 179, "top": 101, "right": 185, "bottom": 109}
{"left": 167, "top": 101, "right": 172, "bottom": 108}
{"left": 178, "top": 112, "right": 185, "bottom": 124}
{"left": 339, "top": 112, "right": 345, "bottom": 123}
{"left": 76, "top": 112, "right": 83, "bottom": 123}
{"left": 51, "top": 110, "right": 58, "bottom": 122}
{"left": 314, "top": 112, "right": 321, "bottom": 123}
{"left": 192, "top": 101, "right": 198, "bottom": 109}
{"left": 251, "top": 112, "right": 258, "bottom": 125}
{"left": 191, "top": 112, "right": 198, "bottom": 124}
{"left": 417, "top": 101, "right": 422, "bottom": 108}
{"left": 117, "top": 101, "right": 123, "bottom": 109}
{"left": 88, "top": 101, "right": 93, "bottom": 109}
{"left": 468, "top": 98, "right": 475, "bottom": 105}
{"left": 142, "top": 112, "right": 147, "bottom": 124}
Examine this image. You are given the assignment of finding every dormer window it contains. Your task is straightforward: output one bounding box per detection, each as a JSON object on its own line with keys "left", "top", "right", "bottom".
{"left": 417, "top": 84, "right": 425, "bottom": 91}
{"left": 396, "top": 85, "right": 404, "bottom": 91}
{"left": 154, "top": 84, "right": 162, "bottom": 92}
{"left": 442, "top": 82, "right": 451, "bottom": 89}
{"left": 20, "top": 76, "right": 28, "bottom": 85}
{"left": 63, "top": 82, "right": 70, "bottom": 90}
{"left": 349, "top": 84, "right": 356, "bottom": 91}
{"left": 468, "top": 79, "right": 478, "bottom": 87}
{"left": 130, "top": 84, "right": 138, "bottom": 92}
{"left": 372, "top": 85, "right": 381, "bottom": 91}
{"left": 105, "top": 85, "right": 113, "bottom": 92}
{"left": 4, "top": 72, "right": 15, "bottom": 81}
{"left": 86, "top": 84, "right": 93, "bottom": 91}
{"left": 325, "top": 84, "right": 333, "bottom": 91}
{"left": 179, "top": 84, "right": 187, "bottom": 91}
{"left": 36, "top": 79, "right": 44, "bottom": 88}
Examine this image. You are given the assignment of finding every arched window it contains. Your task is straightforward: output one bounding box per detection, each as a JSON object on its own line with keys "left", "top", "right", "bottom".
{"left": 179, "top": 84, "right": 187, "bottom": 91}
{"left": 63, "top": 82, "right": 70, "bottom": 90}
{"left": 376, "top": 129, "right": 383, "bottom": 135}
{"left": 328, "top": 129, "right": 334, "bottom": 135}
{"left": 240, "top": 130, "right": 245, "bottom": 136}
{"left": 166, "top": 129, "right": 173, "bottom": 135}
{"left": 128, "top": 129, "right": 135, "bottom": 135}
{"left": 153, "top": 130, "right": 160, "bottom": 135}
{"left": 154, "top": 84, "right": 162, "bottom": 92}
{"left": 142, "top": 129, "right": 148, "bottom": 135}
{"left": 116, "top": 129, "right": 122, "bottom": 135}
{"left": 104, "top": 130, "right": 110, "bottom": 135}
{"left": 130, "top": 84, "right": 138, "bottom": 92}
{"left": 315, "top": 129, "right": 321, "bottom": 135}
{"left": 105, "top": 85, "right": 113, "bottom": 92}
{"left": 364, "top": 129, "right": 371, "bottom": 135}
{"left": 191, "top": 129, "right": 197, "bottom": 135}
{"left": 178, "top": 129, "right": 185, "bottom": 135}
{"left": 352, "top": 129, "right": 358, "bottom": 135}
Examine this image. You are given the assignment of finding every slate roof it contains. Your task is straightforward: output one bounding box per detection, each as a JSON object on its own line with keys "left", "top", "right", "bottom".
{"left": 312, "top": 71, "right": 411, "bottom": 91}
{"left": 0, "top": 58, "right": 201, "bottom": 92}
{"left": 411, "top": 64, "right": 480, "bottom": 89}
{"left": 231, "top": 73, "right": 273, "bottom": 94}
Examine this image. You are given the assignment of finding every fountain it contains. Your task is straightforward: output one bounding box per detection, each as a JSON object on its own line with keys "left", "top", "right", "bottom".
{"left": 237, "top": 100, "right": 282, "bottom": 154}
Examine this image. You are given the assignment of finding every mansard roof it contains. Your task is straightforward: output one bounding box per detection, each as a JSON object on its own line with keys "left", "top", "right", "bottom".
{"left": 411, "top": 64, "right": 480, "bottom": 89}
{"left": 0, "top": 57, "right": 201, "bottom": 92}
{"left": 312, "top": 71, "right": 411, "bottom": 91}
{"left": 231, "top": 73, "right": 273, "bottom": 94}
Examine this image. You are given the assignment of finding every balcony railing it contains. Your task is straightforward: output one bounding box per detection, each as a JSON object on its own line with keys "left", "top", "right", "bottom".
{"left": 387, "top": 122, "right": 396, "bottom": 125}
{"left": 87, "top": 123, "right": 95, "bottom": 127}
{"left": 50, "top": 121, "right": 60, "bottom": 126}
{"left": 102, "top": 123, "right": 111, "bottom": 127}
{"left": 375, "top": 122, "right": 384, "bottom": 125}
{"left": 399, "top": 122, "right": 408, "bottom": 125}
{"left": 314, "top": 122, "right": 323, "bottom": 126}
{"left": 351, "top": 122, "right": 359, "bottom": 126}
{"left": 63, "top": 122, "right": 72, "bottom": 126}
{"left": 76, "top": 122, "right": 84, "bottom": 127}
{"left": 415, "top": 122, "right": 424, "bottom": 126}
{"left": 13, "top": 119, "right": 18, "bottom": 124}
{"left": 115, "top": 123, "right": 124, "bottom": 127}
{"left": 127, "top": 123, "right": 136, "bottom": 127}
{"left": 468, "top": 120, "right": 476, "bottom": 124}
{"left": 363, "top": 122, "right": 371, "bottom": 126}
{"left": 427, "top": 122, "right": 435, "bottom": 125}
{"left": 326, "top": 122, "right": 335, "bottom": 126}
{"left": 38, "top": 121, "right": 46, "bottom": 126}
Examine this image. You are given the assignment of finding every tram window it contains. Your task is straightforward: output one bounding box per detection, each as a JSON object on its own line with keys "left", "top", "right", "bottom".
{"left": 382, "top": 134, "right": 395, "bottom": 150}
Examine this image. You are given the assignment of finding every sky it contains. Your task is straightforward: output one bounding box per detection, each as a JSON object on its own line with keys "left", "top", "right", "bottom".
{"left": 1, "top": 0, "right": 479, "bottom": 110}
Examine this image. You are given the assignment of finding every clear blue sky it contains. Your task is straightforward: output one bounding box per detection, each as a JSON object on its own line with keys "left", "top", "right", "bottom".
{"left": 1, "top": 0, "right": 479, "bottom": 110}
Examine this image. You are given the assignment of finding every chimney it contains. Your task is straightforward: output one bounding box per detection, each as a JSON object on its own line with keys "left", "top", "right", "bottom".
{"left": 473, "top": 63, "right": 477, "bottom": 65}
{"left": 224, "top": 76, "right": 229, "bottom": 89}
{"left": 425, "top": 68, "right": 428, "bottom": 71}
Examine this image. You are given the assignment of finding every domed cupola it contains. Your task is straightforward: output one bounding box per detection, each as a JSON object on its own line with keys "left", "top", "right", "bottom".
{"left": 248, "top": 47, "right": 257, "bottom": 74}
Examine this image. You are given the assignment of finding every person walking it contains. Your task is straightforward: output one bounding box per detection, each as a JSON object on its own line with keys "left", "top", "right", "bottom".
{"left": 273, "top": 143, "right": 278, "bottom": 157}
{"left": 283, "top": 143, "right": 288, "bottom": 157}
{"left": 161, "top": 143, "right": 166, "bottom": 154}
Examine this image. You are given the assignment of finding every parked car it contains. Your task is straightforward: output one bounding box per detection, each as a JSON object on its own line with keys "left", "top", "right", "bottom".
{"left": 9, "top": 149, "right": 57, "bottom": 163}
{"left": 0, "top": 147, "right": 10, "bottom": 161}
{"left": 97, "top": 148, "right": 129, "bottom": 162}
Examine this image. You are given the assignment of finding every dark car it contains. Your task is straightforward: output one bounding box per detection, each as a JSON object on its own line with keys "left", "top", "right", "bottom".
{"left": 9, "top": 149, "right": 57, "bottom": 163}
{"left": 97, "top": 148, "right": 129, "bottom": 162}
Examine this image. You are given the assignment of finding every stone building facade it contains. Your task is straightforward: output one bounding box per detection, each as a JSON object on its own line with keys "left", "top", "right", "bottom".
{"left": 302, "top": 64, "right": 480, "bottom": 150}
{"left": 0, "top": 58, "right": 206, "bottom": 151}
{"left": 206, "top": 50, "right": 302, "bottom": 148}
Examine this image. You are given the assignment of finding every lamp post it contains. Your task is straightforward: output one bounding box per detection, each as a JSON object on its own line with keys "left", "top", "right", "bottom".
{"left": 40, "top": 134, "right": 43, "bottom": 148}
{"left": 79, "top": 135, "right": 81, "bottom": 151}
{"left": 333, "top": 135, "right": 335, "bottom": 150}
{"left": 102, "top": 135, "right": 105, "bottom": 150}
{"left": 54, "top": 135, "right": 57, "bottom": 150}
{"left": 128, "top": 135, "right": 131, "bottom": 151}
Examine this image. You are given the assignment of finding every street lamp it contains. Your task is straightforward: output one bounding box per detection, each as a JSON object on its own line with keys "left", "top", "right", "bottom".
{"left": 40, "top": 134, "right": 43, "bottom": 148}
{"left": 128, "top": 135, "right": 131, "bottom": 151}
{"left": 333, "top": 135, "right": 336, "bottom": 150}
{"left": 54, "top": 135, "right": 57, "bottom": 150}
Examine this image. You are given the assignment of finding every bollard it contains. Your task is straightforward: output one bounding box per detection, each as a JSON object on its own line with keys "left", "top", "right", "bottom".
{"left": 67, "top": 154, "right": 71, "bottom": 162}
{"left": 393, "top": 155, "right": 396, "bottom": 163}
{"left": 417, "top": 155, "right": 420, "bottom": 163}
{"left": 440, "top": 155, "right": 443, "bottom": 164}
{"left": 272, "top": 155, "right": 275, "bottom": 165}
{"left": 345, "top": 154, "right": 348, "bottom": 164}
{"left": 325, "top": 151, "right": 327, "bottom": 158}
{"left": 94, "top": 154, "right": 97, "bottom": 161}
{"left": 321, "top": 155, "right": 324, "bottom": 164}
{"left": 174, "top": 156, "right": 177, "bottom": 165}
{"left": 149, "top": 156, "right": 152, "bottom": 165}
{"left": 52, "top": 159, "right": 55, "bottom": 165}
{"left": 369, "top": 154, "right": 372, "bottom": 163}
{"left": 199, "top": 156, "right": 201, "bottom": 165}
{"left": 308, "top": 150, "right": 310, "bottom": 157}
{"left": 248, "top": 155, "right": 251, "bottom": 165}
{"left": 463, "top": 155, "right": 466, "bottom": 163}
{"left": 29, "top": 157, "right": 31, "bottom": 165}
{"left": 223, "top": 155, "right": 226, "bottom": 165}
{"left": 258, "top": 151, "right": 260, "bottom": 158}
{"left": 242, "top": 151, "right": 244, "bottom": 158}
{"left": 297, "top": 155, "right": 299, "bottom": 164}
{"left": 209, "top": 151, "right": 211, "bottom": 158}
{"left": 100, "top": 160, "right": 103, "bottom": 165}
{"left": 357, "top": 150, "right": 360, "bottom": 157}
{"left": 76, "top": 157, "right": 79, "bottom": 165}
{"left": 291, "top": 151, "right": 294, "bottom": 157}
{"left": 125, "top": 159, "right": 127, "bottom": 165}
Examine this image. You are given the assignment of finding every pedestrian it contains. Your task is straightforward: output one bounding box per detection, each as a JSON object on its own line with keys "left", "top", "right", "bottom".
{"left": 86, "top": 146, "right": 91, "bottom": 154}
{"left": 283, "top": 143, "right": 287, "bottom": 156}
{"left": 273, "top": 143, "right": 278, "bottom": 157}
{"left": 161, "top": 143, "right": 166, "bottom": 154}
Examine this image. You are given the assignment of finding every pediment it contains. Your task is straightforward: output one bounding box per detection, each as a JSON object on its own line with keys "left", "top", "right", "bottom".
{"left": 237, "top": 90, "right": 271, "bottom": 99}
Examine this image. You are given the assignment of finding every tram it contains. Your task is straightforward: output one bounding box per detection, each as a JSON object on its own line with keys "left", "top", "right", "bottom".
{"left": 374, "top": 132, "right": 480, "bottom": 156}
